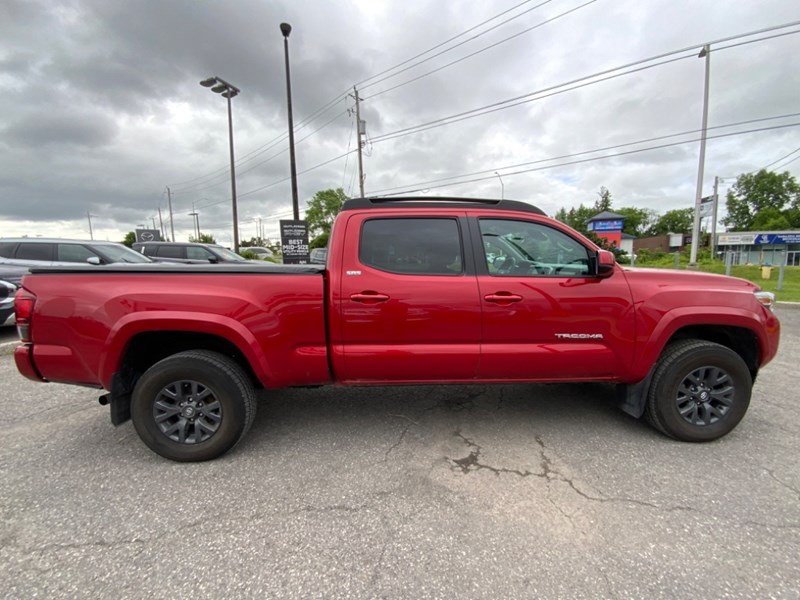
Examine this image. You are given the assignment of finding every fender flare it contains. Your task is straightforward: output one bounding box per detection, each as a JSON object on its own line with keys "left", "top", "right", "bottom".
{"left": 97, "top": 311, "right": 272, "bottom": 389}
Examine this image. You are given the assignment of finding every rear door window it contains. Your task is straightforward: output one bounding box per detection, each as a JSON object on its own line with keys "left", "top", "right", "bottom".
{"left": 360, "top": 218, "right": 463, "bottom": 275}
{"left": 156, "top": 245, "right": 185, "bottom": 259}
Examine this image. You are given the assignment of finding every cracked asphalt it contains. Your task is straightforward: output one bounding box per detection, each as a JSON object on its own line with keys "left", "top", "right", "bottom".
{"left": 1, "top": 307, "right": 798, "bottom": 599}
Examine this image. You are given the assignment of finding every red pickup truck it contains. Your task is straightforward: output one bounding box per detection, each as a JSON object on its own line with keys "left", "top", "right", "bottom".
{"left": 14, "top": 198, "right": 780, "bottom": 461}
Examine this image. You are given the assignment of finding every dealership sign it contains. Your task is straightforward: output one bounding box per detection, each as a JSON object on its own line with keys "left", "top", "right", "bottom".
{"left": 279, "top": 220, "right": 310, "bottom": 264}
{"left": 718, "top": 232, "right": 800, "bottom": 246}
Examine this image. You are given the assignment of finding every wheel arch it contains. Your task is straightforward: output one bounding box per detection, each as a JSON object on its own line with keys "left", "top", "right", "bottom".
{"left": 98, "top": 312, "right": 272, "bottom": 391}
{"left": 620, "top": 323, "right": 760, "bottom": 419}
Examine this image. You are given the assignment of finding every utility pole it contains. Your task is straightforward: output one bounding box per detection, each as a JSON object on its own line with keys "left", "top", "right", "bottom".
{"left": 710, "top": 175, "right": 719, "bottom": 260}
{"left": 166, "top": 186, "right": 176, "bottom": 242}
{"left": 689, "top": 44, "right": 711, "bottom": 268}
{"left": 151, "top": 217, "right": 157, "bottom": 230}
{"left": 353, "top": 86, "right": 366, "bottom": 198}
{"left": 87, "top": 211, "right": 94, "bottom": 240}
{"left": 158, "top": 207, "right": 165, "bottom": 241}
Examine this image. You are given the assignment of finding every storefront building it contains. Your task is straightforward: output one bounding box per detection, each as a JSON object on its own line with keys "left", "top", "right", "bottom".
{"left": 716, "top": 231, "right": 800, "bottom": 266}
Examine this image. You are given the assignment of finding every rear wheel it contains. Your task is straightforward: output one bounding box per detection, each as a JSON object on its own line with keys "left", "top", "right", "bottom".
{"left": 645, "top": 340, "right": 752, "bottom": 442}
{"left": 131, "top": 350, "right": 256, "bottom": 461}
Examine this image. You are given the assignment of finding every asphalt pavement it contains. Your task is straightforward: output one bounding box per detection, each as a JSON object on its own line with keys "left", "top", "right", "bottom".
{"left": 0, "top": 308, "right": 798, "bottom": 599}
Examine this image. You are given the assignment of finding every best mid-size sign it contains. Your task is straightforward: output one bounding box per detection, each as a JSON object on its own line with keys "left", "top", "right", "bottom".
{"left": 279, "top": 220, "right": 310, "bottom": 264}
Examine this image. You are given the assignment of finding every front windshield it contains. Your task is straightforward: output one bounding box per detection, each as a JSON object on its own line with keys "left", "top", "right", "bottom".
{"left": 214, "top": 246, "right": 247, "bottom": 262}
{"left": 101, "top": 245, "right": 152, "bottom": 263}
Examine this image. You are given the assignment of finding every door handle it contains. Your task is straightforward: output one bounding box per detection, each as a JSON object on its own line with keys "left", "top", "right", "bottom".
{"left": 484, "top": 293, "right": 523, "bottom": 304}
{"left": 350, "top": 292, "right": 390, "bottom": 303}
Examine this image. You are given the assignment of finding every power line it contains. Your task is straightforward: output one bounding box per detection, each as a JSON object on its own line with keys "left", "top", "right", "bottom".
{"left": 358, "top": 0, "right": 554, "bottom": 90}
{"left": 759, "top": 146, "right": 800, "bottom": 171}
{"left": 364, "top": 0, "right": 599, "bottom": 100}
{"left": 368, "top": 121, "right": 800, "bottom": 197}
{"left": 369, "top": 26, "right": 800, "bottom": 144}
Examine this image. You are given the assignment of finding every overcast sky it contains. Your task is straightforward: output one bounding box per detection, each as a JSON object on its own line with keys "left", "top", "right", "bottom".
{"left": 1, "top": 0, "right": 799, "bottom": 246}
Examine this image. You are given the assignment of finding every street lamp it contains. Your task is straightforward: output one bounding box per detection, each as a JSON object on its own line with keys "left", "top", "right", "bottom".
{"left": 280, "top": 22, "right": 300, "bottom": 220}
{"left": 689, "top": 44, "right": 711, "bottom": 268}
{"left": 199, "top": 75, "right": 241, "bottom": 252}
{"left": 494, "top": 172, "right": 505, "bottom": 199}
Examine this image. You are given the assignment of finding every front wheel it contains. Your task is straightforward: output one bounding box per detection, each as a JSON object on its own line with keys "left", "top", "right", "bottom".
{"left": 645, "top": 340, "right": 752, "bottom": 442}
{"left": 131, "top": 350, "right": 257, "bottom": 461}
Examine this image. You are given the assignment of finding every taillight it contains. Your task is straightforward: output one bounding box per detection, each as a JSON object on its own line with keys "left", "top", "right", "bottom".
{"left": 15, "top": 289, "right": 35, "bottom": 342}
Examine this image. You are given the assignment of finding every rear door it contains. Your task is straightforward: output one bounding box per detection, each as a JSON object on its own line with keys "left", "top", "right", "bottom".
{"left": 336, "top": 212, "right": 482, "bottom": 382}
{"left": 471, "top": 215, "right": 635, "bottom": 380}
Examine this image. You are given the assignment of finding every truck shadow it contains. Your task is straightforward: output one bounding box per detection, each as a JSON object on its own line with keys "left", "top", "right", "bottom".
{"left": 244, "top": 382, "right": 654, "bottom": 451}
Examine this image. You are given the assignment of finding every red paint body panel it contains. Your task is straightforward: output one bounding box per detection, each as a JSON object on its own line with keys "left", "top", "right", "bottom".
{"left": 18, "top": 272, "right": 330, "bottom": 389}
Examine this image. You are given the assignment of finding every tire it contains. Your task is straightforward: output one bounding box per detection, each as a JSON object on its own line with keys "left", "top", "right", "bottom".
{"left": 131, "top": 350, "right": 257, "bottom": 461}
{"left": 645, "top": 339, "right": 752, "bottom": 443}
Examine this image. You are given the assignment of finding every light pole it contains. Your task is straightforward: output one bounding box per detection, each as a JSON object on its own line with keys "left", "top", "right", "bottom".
{"left": 494, "top": 172, "right": 505, "bottom": 199}
{"left": 689, "top": 44, "right": 711, "bottom": 268}
{"left": 280, "top": 22, "right": 300, "bottom": 220}
{"left": 200, "top": 75, "right": 241, "bottom": 252}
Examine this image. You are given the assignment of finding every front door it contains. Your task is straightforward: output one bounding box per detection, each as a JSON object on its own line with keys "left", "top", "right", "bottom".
{"left": 472, "top": 216, "right": 635, "bottom": 381}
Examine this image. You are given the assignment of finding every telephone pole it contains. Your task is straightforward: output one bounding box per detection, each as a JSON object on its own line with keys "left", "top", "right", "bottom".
{"left": 158, "top": 207, "right": 165, "bottom": 241}
{"left": 710, "top": 175, "right": 719, "bottom": 259}
{"left": 353, "top": 86, "right": 366, "bottom": 198}
{"left": 87, "top": 212, "right": 94, "bottom": 240}
{"left": 166, "top": 186, "right": 176, "bottom": 242}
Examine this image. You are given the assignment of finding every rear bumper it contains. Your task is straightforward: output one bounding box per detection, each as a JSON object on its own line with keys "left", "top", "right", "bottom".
{"left": 14, "top": 344, "right": 45, "bottom": 382}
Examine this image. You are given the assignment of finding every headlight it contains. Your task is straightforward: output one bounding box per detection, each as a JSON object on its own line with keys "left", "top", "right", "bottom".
{"left": 755, "top": 291, "right": 775, "bottom": 311}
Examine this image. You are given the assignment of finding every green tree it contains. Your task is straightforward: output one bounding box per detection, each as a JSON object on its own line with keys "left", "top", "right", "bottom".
{"left": 306, "top": 188, "right": 349, "bottom": 237}
{"left": 189, "top": 233, "right": 216, "bottom": 244}
{"left": 310, "top": 232, "right": 329, "bottom": 250}
{"left": 649, "top": 208, "right": 694, "bottom": 236}
{"left": 554, "top": 204, "right": 595, "bottom": 234}
{"left": 121, "top": 232, "right": 136, "bottom": 247}
{"left": 594, "top": 186, "right": 613, "bottom": 213}
{"left": 722, "top": 169, "right": 800, "bottom": 231}
{"left": 616, "top": 207, "right": 658, "bottom": 237}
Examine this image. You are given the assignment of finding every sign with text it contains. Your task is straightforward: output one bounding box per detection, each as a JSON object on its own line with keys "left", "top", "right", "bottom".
{"left": 718, "top": 232, "right": 800, "bottom": 246}
{"left": 279, "top": 220, "right": 310, "bottom": 264}
{"left": 590, "top": 219, "right": 623, "bottom": 232}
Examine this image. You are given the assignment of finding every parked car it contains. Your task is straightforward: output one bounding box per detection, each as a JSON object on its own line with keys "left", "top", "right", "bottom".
{"left": 0, "top": 264, "right": 31, "bottom": 326}
{"left": 309, "top": 248, "right": 327, "bottom": 264}
{"left": 133, "top": 242, "right": 251, "bottom": 264}
{"left": 0, "top": 238, "right": 152, "bottom": 267}
{"left": 0, "top": 280, "right": 16, "bottom": 326}
{"left": 241, "top": 246, "right": 275, "bottom": 260}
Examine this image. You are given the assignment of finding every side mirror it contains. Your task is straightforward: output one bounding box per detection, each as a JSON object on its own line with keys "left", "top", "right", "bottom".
{"left": 86, "top": 256, "right": 102, "bottom": 265}
{"left": 596, "top": 250, "right": 615, "bottom": 277}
